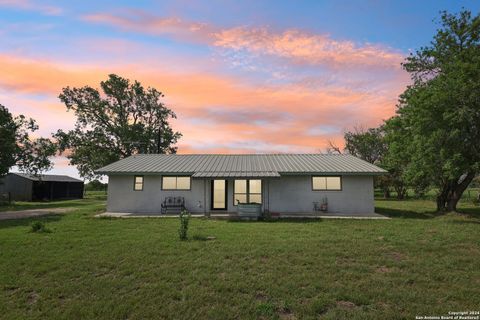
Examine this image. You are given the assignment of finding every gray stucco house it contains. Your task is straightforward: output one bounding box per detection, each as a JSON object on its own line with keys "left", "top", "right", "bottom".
{"left": 96, "top": 154, "right": 386, "bottom": 216}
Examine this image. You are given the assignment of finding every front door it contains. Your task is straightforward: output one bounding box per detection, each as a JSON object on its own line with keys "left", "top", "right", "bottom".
{"left": 211, "top": 180, "right": 227, "bottom": 210}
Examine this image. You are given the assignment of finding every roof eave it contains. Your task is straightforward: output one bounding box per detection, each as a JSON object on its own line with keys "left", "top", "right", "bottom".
{"left": 95, "top": 170, "right": 387, "bottom": 176}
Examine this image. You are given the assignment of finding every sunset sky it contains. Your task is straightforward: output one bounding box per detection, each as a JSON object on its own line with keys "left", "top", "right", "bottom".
{"left": 1, "top": 0, "right": 479, "bottom": 179}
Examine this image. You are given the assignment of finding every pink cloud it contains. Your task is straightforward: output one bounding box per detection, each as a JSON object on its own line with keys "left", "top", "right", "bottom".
{"left": 213, "top": 27, "right": 403, "bottom": 69}
{"left": 82, "top": 12, "right": 214, "bottom": 44}
{"left": 0, "top": 52, "right": 406, "bottom": 156}
{"left": 0, "top": 0, "right": 62, "bottom": 15}
{"left": 81, "top": 11, "right": 404, "bottom": 70}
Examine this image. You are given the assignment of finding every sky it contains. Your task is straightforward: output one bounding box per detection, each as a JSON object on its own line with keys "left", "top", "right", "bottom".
{"left": 1, "top": 0, "right": 479, "bottom": 179}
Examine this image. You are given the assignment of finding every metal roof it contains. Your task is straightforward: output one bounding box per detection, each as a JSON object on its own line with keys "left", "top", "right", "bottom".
{"left": 11, "top": 173, "right": 83, "bottom": 183}
{"left": 95, "top": 154, "right": 387, "bottom": 177}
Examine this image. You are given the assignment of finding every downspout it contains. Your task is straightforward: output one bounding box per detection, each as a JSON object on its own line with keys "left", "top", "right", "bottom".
{"left": 204, "top": 179, "right": 208, "bottom": 217}
{"left": 267, "top": 179, "right": 270, "bottom": 213}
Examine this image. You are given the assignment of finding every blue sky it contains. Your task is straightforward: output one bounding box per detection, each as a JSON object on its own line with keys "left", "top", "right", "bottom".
{"left": 1, "top": 0, "right": 479, "bottom": 179}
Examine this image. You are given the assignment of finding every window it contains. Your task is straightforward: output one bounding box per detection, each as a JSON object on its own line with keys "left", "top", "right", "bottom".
{"left": 162, "top": 176, "right": 191, "bottom": 190}
{"left": 234, "top": 180, "right": 247, "bottom": 204}
{"left": 312, "top": 176, "right": 342, "bottom": 191}
{"left": 134, "top": 176, "right": 144, "bottom": 191}
{"left": 234, "top": 179, "right": 262, "bottom": 204}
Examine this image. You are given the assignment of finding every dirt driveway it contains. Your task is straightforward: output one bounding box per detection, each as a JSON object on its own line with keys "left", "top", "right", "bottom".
{"left": 0, "top": 208, "right": 74, "bottom": 220}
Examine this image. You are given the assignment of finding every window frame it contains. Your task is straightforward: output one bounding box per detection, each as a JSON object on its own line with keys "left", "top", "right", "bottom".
{"left": 311, "top": 176, "right": 342, "bottom": 191}
{"left": 161, "top": 176, "right": 192, "bottom": 191}
{"left": 233, "top": 179, "right": 262, "bottom": 205}
{"left": 133, "top": 175, "right": 144, "bottom": 191}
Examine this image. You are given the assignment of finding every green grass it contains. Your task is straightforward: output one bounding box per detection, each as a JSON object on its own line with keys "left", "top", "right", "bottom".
{"left": 0, "top": 191, "right": 107, "bottom": 212}
{"left": 0, "top": 195, "right": 479, "bottom": 319}
{"left": 375, "top": 187, "right": 480, "bottom": 201}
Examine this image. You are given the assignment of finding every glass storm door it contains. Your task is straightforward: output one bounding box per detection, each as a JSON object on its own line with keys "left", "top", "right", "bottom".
{"left": 211, "top": 180, "right": 227, "bottom": 210}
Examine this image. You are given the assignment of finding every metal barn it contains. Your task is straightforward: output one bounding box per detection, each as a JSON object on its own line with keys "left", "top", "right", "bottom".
{"left": 0, "top": 173, "right": 84, "bottom": 201}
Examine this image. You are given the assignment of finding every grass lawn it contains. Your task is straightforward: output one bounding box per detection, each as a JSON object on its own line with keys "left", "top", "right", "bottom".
{"left": 0, "top": 191, "right": 107, "bottom": 212}
{"left": 0, "top": 193, "right": 479, "bottom": 319}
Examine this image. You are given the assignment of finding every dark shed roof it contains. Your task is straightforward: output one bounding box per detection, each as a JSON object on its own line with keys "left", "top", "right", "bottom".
{"left": 11, "top": 173, "right": 83, "bottom": 183}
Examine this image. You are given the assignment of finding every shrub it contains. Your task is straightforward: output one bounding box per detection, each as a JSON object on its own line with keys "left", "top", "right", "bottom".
{"left": 178, "top": 210, "right": 190, "bottom": 240}
{"left": 262, "top": 210, "right": 272, "bottom": 220}
{"left": 30, "top": 221, "right": 51, "bottom": 233}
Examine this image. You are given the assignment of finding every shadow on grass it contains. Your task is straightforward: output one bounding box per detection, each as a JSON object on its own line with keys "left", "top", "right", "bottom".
{"left": 0, "top": 197, "right": 105, "bottom": 212}
{"left": 0, "top": 214, "right": 64, "bottom": 229}
{"left": 449, "top": 219, "right": 480, "bottom": 225}
{"left": 375, "top": 207, "right": 437, "bottom": 219}
{"left": 226, "top": 218, "right": 323, "bottom": 224}
{"left": 458, "top": 207, "right": 480, "bottom": 219}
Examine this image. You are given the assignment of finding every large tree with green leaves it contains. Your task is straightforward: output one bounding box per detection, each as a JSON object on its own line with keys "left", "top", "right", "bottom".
{"left": 54, "top": 74, "right": 182, "bottom": 179}
{"left": 385, "top": 10, "right": 480, "bottom": 211}
{"left": 341, "top": 126, "right": 408, "bottom": 199}
{"left": 344, "top": 126, "right": 386, "bottom": 165}
{"left": 0, "top": 104, "right": 57, "bottom": 177}
{"left": 0, "top": 105, "right": 16, "bottom": 176}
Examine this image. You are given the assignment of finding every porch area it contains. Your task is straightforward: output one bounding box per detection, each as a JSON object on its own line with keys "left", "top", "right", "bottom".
{"left": 95, "top": 211, "right": 389, "bottom": 219}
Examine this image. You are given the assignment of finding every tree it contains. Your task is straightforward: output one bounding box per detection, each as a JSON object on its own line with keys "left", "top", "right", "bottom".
{"left": 386, "top": 10, "right": 480, "bottom": 211}
{"left": 381, "top": 119, "right": 411, "bottom": 200}
{"left": 341, "top": 126, "right": 405, "bottom": 199}
{"left": 344, "top": 126, "right": 386, "bottom": 165}
{"left": 0, "top": 105, "right": 16, "bottom": 177}
{"left": 85, "top": 179, "right": 107, "bottom": 192}
{"left": 0, "top": 104, "right": 56, "bottom": 177}
{"left": 324, "top": 126, "right": 387, "bottom": 161}
{"left": 324, "top": 140, "right": 342, "bottom": 155}
{"left": 54, "top": 74, "right": 182, "bottom": 179}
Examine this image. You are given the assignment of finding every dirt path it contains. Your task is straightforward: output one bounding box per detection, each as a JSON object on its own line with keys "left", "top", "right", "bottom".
{"left": 0, "top": 208, "right": 75, "bottom": 220}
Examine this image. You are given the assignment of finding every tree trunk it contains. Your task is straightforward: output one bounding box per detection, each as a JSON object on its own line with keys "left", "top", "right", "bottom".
{"left": 436, "top": 184, "right": 450, "bottom": 212}
{"left": 446, "top": 172, "right": 475, "bottom": 212}
{"left": 395, "top": 185, "right": 406, "bottom": 200}
{"left": 383, "top": 187, "right": 390, "bottom": 199}
{"left": 437, "top": 172, "right": 476, "bottom": 212}
{"left": 156, "top": 127, "right": 162, "bottom": 154}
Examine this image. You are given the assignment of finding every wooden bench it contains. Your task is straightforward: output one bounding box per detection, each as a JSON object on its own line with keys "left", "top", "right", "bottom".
{"left": 161, "top": 196, "right": 185, "bottom": 214}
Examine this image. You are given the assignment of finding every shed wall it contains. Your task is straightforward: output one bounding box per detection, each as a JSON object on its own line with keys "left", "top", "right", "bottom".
{"left": 0, "top": 174, "right": 33, "bottom": 201}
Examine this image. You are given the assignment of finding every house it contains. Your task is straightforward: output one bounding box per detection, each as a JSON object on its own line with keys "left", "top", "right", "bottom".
{"left": 0, "top": 173, "right": 84, "bottom": 201}
{"left": 96, "top": 154, "right": 386, "bottom": 216}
